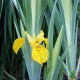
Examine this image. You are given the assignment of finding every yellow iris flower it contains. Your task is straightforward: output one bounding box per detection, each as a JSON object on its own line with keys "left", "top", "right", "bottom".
{"left": 12, "top": 31, "right": 49, "bottom": 64}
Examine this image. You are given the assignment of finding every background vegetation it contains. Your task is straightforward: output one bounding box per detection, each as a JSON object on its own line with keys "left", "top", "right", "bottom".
{"left": 0, "top": 0, "right": 80, "bottom": 80}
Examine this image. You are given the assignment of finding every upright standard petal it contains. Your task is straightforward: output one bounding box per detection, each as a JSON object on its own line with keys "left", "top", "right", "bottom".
{"left": 25, "top": 31, "right": 45, "bottom": 47}
{"left": 34, "top": 31, "right": 44, "bottom": 46}
{"left": 25, "top": 32, "right": 34, "bottom": 46}
{"left": 32, "top": 45, "right": 49, "bottom": 64}
{"left": 13, "top": 38, "right": 25, "bottom": 54}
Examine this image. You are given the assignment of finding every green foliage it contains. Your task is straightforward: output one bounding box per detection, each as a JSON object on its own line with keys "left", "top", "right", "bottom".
{"left": 0, "top": 0, "right": 80, "bottom": 80}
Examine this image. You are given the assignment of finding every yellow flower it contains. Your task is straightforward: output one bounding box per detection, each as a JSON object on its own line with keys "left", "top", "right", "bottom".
{"left": 12, "top": 31, "right": 49, "bottom": 64}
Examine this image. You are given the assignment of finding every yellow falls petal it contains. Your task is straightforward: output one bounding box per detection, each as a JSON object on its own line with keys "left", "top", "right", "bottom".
{"left": 32, "top": 45, "right": 49, "bottom": 64}
{"left": 13, "top": 38, "right": 25, "bottom": 54}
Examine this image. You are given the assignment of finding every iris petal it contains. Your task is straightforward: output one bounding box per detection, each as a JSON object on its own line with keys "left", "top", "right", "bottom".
{"left": 33, "top": 31, "right": 44, "bottom": 46}
{"left": 25, "top": 31, "right": 44, "bottom": 47}
{"left": 13, "top": 38, "right": 25, "bottom": 54}
{"left": 25, "top": 32, "right": 34, "bottom": 46}
{"left": 32, "top": 45, "right": 49, "bottom": 64}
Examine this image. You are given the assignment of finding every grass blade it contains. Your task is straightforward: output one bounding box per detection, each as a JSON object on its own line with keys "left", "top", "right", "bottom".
{"left": 47, "top": 0, "right": 57, "bottom": 69}
{"left": 48, "top": 26, "right": 64, "bottom": 80}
